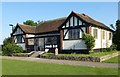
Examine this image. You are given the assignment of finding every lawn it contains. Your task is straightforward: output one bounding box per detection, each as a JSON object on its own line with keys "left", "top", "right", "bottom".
{"left": 0, "top": 51, "right": 2, "bottom": 56}
{"left": 42, "top": 51, "right": 118, "bottom": 57}
{"left": 2, "top": 59, "right": 118, "bottom": 75}
{"left": 103, "top": 56, "right": 120, "bottom": 63}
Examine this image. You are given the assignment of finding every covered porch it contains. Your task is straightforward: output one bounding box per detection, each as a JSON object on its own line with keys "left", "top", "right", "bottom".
{"left": 26, "top": 35, "right": 60, "bottom": 52}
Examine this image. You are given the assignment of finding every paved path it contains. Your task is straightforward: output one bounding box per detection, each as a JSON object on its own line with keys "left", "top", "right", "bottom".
{"left": 1, "top": 56, "right": 119, "bottom": 68}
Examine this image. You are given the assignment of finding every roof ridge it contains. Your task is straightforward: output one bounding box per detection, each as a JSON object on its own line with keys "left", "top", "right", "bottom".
{"left": 43, "top": 17, "right": 66, "bottom": 23}
{"left": 18, "top": 24, "right": 36, "bottom": 27}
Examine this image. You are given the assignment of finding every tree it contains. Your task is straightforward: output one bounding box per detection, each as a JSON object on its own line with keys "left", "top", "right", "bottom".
{"left": 23, "top": 20, "right": 38, "bottom": 26}
{"left": 2, "top": 37, "right": 23, "bottom": 55}
{"left": 82, "top": 33, "right": 95, "bottom": 51}
{"left": 113, "top": 20, "right": 120, "bottom": 50}
{"left": 110, "top": 24, "right": 115, "bottom": 30}
{"left": 3, "top": 43, "right": 23, "bottom": 56}
{"left": 23, "top": 20, "right": 44, "bottom": 26}
{"left": 37, "top": 20, "right": 44, "bottom": 25}
{"left": 3, "top": 37, "right": 12, "bottom": 46}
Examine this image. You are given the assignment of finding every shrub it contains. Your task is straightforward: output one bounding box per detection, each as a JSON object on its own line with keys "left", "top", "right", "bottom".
{"left": 82, "top": 33, "right": 95, "bottom": 51}
{"left": 3, "top": 37, "right": 12, "bottom": 46}
{"left": 2, "top": 44, "right": 23, "bottom": 56}
{"left": 110, "top": 44, "right": 117, "bottom": 50}
{"left": 101, "top": 44, "right": 117, "bottom": 52}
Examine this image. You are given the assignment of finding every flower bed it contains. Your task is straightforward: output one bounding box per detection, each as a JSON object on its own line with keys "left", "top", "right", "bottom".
{"left": 12, "top": 51, "right": 35, "bottom": 57}
{"left": 39, "top": 51, "right": 119, "bottom": 62}
{"left": 39, "top": 54, "right": 100, "bottom": 62}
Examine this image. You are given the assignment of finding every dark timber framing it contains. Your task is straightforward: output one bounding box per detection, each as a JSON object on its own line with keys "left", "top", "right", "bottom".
{"left": 11, "top": 11, "right": 113, "bottom": 53}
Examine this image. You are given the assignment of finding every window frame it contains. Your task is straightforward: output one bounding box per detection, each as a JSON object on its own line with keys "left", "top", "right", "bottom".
{"left": 15, "top": 35, "right": 25, "bottom": 43}
{"left": 102, "top": 31, "right": 105, "bottom": 39}
{"left": 68, "top": 28, "right": 80, "bottom": 40}
{"left": 109, "top": 32, "right": 112, "bottom": 40}
{"left": 93, "top": 28, "right": 98, "bottom": 39}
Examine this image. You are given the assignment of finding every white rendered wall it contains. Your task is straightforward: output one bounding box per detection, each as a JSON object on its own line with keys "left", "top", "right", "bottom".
{"left": 91, "top": 27, "right": 101, "bottom": 49}
{"left": 27, "top": 34, "right": 35, "bottom": 37}
{"left": 102, "top": 29, "right": 106, "bottom": 48}
{"left": 63, "top": 40, "right": 87, "bottom": 50}
{"left": 64, "top": 29, "right": 68, "bottom": 39}
{"left": 91, "top": 26, "right": 112, "bottom": 49}
{"left": 106, "top": 31, "right": 112, "bottom": 47}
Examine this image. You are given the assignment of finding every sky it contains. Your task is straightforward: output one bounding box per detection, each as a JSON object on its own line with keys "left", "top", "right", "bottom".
{"left": 1, "top": 2, "right": 118, "bottom": 44}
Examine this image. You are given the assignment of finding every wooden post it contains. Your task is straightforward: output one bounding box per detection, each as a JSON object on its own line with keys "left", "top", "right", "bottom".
{"left": 12, "top": 36, "right": 14, "bottom": 43}
{"left": 54, "top": 48, "right": 58, "bottom": 56}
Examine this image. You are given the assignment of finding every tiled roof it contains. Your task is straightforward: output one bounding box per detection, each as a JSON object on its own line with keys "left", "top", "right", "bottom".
{"left": 35, "top": 17, "right": 66, "bottom": 33}
{"left": 73, "top": 11, "right": 111, "bottom": 30}
{"left": 18, "top": 24, "right": 36, "bottom": 33}
{"left": 13, "top": 11, "right": 112, "bottom": 35}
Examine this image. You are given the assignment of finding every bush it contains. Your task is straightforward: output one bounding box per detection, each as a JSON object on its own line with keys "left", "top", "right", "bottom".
{"left": 40, "top": 54, "right": 100, "bottom": 62}
{"left": 3, "top": 37, "right": 12, "bottom": 46}
{"left": 2, "top": 44, "right": 23, "bottom": 56}
{"left": 110, "top": 44, "right": 117, "bottom": 50}
{"left": 101, "top": 44, "right": 117, "bottom": 52}
{"left": 82, "top": 33, "right": 95, "bottom": 51}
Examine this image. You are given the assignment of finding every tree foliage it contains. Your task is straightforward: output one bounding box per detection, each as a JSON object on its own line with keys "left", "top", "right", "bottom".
{"left": 2, "top": 37, "right": 23, "bottom": 56}
{"left": 82, "top": 33, "right": 95, "bottom": 51}
{"left": 3, "top": 43, "right": 23, "bottom": 56}
{"left": 113, "top": 20, "right": 120, "bottom": 50}
{"left": 3, "top": 37, "right": 12, "bottom": 46}
{"left": 23, "top": 20, "right": 38, "bottom": 26}
{"left": 23, "top": 20, "right": 44, "bottom": 26}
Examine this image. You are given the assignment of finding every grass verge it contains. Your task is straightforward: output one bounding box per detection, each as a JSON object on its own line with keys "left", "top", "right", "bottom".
{"left": 2, "top": 59, "right": 118, "bottom": 75}
{"left": 103, "top": 55, "right": 120, "bottom": 63}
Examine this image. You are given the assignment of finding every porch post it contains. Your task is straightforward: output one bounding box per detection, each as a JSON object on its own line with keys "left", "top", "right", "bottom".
{"left": 25, "top": 34, "right": 28, "bottom": 52}
{"left": 59, "top": 30, "right": 63, "bottom": 52}
{"left": 86, "top": 26, "right": 90, "bottom": 34}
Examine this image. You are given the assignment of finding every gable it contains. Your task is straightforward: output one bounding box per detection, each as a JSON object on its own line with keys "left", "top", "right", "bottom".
{"left": 60, "top": 12, "right": 88, "bottom": 29}
{"left": 13, "top": 26, "right": 24, "bottom": 35}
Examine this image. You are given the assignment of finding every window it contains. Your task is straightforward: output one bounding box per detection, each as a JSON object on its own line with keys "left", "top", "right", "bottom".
{"left": 68, "top": 29, "right": 80, "bottom": 39}
{"left": 93, "top": 29, "right": 98, "bottom": 38}
{"left": 109, "top": 32, "right": 112, "bottom": 40}
{"left": 16, "top": 35, "right": 23, "bottom": 43}
{"left": 28, "top": 39, "right": 34, "bottom": 45}
{"left": 45, "top": 37, "right": 57, "bottom": 45}
{"left": 102, "top": 31, "right": 105, "bottom": 39}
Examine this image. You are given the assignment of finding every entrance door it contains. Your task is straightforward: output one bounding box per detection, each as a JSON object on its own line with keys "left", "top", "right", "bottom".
{"left": 38, "top": 38, "right": 44, "bottom": 51}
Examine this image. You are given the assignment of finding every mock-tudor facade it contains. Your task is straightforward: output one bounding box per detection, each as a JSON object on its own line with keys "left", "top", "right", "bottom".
{"left": 11, "top": 11, "right": 113, "bottom": 53}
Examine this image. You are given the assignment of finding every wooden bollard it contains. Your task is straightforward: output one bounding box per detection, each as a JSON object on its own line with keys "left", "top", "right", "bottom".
{"left": 54, "top": 48, "right": 58, "bottom": 56}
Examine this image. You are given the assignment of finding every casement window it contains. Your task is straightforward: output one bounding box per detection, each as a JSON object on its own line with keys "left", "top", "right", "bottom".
{"left": 93, "top": 29, "right": 98, "bottom": 38}
{"left": 68, "top": 29, "right": 80, "bottom": 39}
{"left": 14, "top": 35, "right": 25, "bottom": 43}
{"left": 102, "top": 31, "right": 105, "bottom": 39}
{"left": 16, "top": 35, "right": 24, "bottom": 43}
{"left": 45, "top": 37, "right": 57, "bottom": 45}
{"left": 28, "top": 39, "right": 34, "bottom": 45}
{"left": 109, "top": 32, "right": 112, "bottom": 40}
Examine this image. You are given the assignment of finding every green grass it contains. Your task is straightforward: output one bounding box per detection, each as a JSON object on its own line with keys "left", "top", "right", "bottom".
{"left": 0, "top": 51, "right": 2, "bottom": 55}
{"left": 2, "top": 59, "right": 118, "bottom": 75}
{"left": 43, "top": 51, "right": 118, "bottom": 57}
{"left": 103, "top": 56, "right": 120, "bottom": 63}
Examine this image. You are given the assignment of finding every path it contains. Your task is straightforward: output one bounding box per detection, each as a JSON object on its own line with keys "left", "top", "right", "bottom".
{"left": 1, "top": 56, "right": 119, "bottom": 68}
